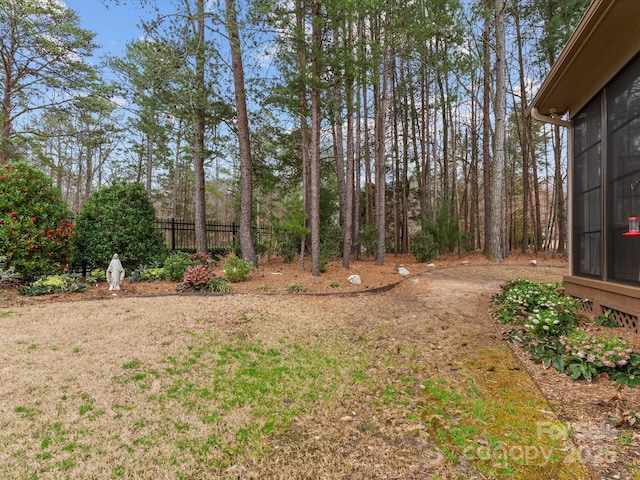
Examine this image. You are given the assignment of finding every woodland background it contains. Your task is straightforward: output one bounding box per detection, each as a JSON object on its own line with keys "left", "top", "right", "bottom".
{"left": 0, "top": 0, "right": 588, "bottom": 273}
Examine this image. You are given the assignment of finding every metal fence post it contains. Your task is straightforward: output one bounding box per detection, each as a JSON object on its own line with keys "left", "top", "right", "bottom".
{"left": 171, "top": 218, "right": 176, "bottom": 251}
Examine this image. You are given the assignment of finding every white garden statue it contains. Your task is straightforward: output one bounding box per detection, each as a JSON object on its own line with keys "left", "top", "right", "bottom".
{"left": 106, "top": 254, "right": 125, "bottom": 291}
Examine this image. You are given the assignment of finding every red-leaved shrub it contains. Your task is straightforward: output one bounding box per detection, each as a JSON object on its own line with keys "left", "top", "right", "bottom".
{"left": 183, "top": 264, "right": 216, "bottom": 289}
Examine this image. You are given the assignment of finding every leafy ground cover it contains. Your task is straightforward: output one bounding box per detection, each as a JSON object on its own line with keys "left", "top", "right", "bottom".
{"left": 1, "top": 253, "right": 639, "bottom": 478}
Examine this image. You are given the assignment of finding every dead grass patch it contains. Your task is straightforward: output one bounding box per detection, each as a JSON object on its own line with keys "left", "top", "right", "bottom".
{"left": 0, "top": 253, "right": 638, "bottom": 478}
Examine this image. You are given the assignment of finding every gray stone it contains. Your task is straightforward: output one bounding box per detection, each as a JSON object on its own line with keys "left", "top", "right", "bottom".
{"left": 347, "top": 274, "right": 361, "bottom": 285}
{"left": 107, "top": 253, "right": 125, "bottom": 291}
{"left": 398, "top": 267, "right": 410, "bottom": 276}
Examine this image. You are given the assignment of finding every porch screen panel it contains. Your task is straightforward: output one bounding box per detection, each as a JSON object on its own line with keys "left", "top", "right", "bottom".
{"left": 607, "top": 53, "right": 640, "bottom": 284}
{"left": 573, "top": 94, "right": 602, "bottom": 278}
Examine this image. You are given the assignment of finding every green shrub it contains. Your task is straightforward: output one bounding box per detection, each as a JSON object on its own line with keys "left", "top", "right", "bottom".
{"left": 359, "top": 222, "right": 379, "bottom": 257}
{"left": 73, "top": 182, "right": 166, "bottom": 271}
{"left": 163, "top": 251, "right": 197, "bottom": 282}
{"left": 0, "top": 162, "right": 74, "bottom": 279}
{"left": 279, "top": 239, "right": 298, "bottom": 263}
{"left": 285, "top": 282, "right": 306, "bottom": 293}
{"left": 320, "top": 224, "right": 343, "bottom": 261}
{"left": 208, "top": 277, "right": 232, "bottom": 292}
{"left": 129, "top": 265, "right": 164, "bottom": 282}
{"left": 223, "top": 255, "right": 253, "bottom": 283}
{"left": 359, "top": 222, "right": 392, "bottom": 257}
{"left": 20, "top": 274, "right": 87, "bottom": 296}
{"left": 85, "top": 268, "right": 106, "bottom": 284}
{"left": 612, "top": 353, "right": 640, "bottom": 387}
{"left": 410, "top": 231, "right": 437, "bottom": 262}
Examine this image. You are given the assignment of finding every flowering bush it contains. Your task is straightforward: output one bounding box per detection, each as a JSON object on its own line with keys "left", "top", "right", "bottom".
{"left": 0, "top": 162, "right": 74, "bottom": 279}
{"left": 493, "top": 279, "right": 563, "bottom": 324}
{"left": 525, "top": 308, "right": 565, "bottom": 338}
{"left": 561, "top": 331, "right": 632, "bottom": 370}
{"left": 494, "top": 279, "right": 581, "bottom": 336}
{"left": 494, "top": 278, "right": 640, "bottom": 387}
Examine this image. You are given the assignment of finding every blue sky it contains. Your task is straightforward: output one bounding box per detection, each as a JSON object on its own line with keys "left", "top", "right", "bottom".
{"left": 63, "top": 0, "right": 148, "bottom": 59}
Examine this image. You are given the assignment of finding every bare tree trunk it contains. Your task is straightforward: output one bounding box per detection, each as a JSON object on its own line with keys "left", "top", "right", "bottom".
{"left": 470, "top": 75, "right": 480, "bottom": 250}
{"left": 487, "top": 0, "right": 506, "bottom": 261}
{"left": 354, "top": 62, "right": 362, "bottom": 260}
{"left": 310, "top": 1, "right": 322, "bottom": 276}
{"left": 390, "top": 51, "right": 400, "bottom": 255}
{"left": 373, "top": 16, "right": 388, "bottom": 266}
{"left": 553, "top": 125, "right": 566, "bottom": 256}
{"left": 342, "top": 21, "right": 355, "bottom": 268}
{"left": 295, "top": 0, "right": 311, "bottom": 270}
{"left": 225, "top": 0, "right": 257, "bottom": 265}
{"left": 0, "top": 61, "right": 14, "bottom": 164}
{"left": 172, "top": 123, "right": 182, "bottom": 219}
{"left": 482, "top": 0, "right": 492, "bottom": 255}
{"left": 401, "top": 61, "right": 411, "bottom": 253}
{"left": 421, "top": 55, "right": 431, "bottom": 231}
{"left": 193, "top": 0, "right": 208, "bottom": 254}
{"left": 146, "top": 105, "right": 154, "bottom": 195}
{"left": 332, "top": 29, "right": 346, "bottom": 228}
{"left": 359, "top": 15, "right": 373, "bottom": 227}
{"left": 530, "top": 141, "right": 543, "bottom": 252}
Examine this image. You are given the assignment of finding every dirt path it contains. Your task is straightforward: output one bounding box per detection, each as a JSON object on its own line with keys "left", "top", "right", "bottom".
{"left": 1, "top": 263, "right": 635, "bottom": 478}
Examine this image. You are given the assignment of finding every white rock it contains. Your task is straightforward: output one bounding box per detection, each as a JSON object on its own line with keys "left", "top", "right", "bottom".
{"left": 347, "top": 274, "right": 361, "bottom": 285}
{"left": 530, "top": 259, "right": 537, "bottom": 267}
{"left": 398, "top": 267, "right": 410, "bottom": 276}
{"left": 427, "top": 263, "right": 436, "bottom": 268}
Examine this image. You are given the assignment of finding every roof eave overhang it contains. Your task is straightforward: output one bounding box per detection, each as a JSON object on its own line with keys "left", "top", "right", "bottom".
{"left": 528, "top": 0, "right": 640, "bottom": 121}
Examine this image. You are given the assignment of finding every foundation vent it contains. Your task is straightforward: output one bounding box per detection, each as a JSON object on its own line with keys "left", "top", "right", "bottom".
{"left": 580, "top": 299, "right": 594, "bottom": 314}
{"left": 601, "top": 305, "right": 639, "bottom": 333}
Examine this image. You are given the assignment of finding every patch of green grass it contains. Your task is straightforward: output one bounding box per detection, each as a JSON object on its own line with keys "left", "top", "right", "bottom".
{"left": 0, "top": 310, "right": 14, "bottom": 318}
{"left": 257, "top": 283, "right": 274, "bottom": 292}
{"left": 122, "top": 360, "right": 142, "bottom": 370}
{"left": 78, "top": 393, "right": 94, "bottom": 416}
{"left": 131, "top": 334, "right": 361, "bottom": 468}
{"left": 418, "top": 358, "right": 590, "bottom": 480}
{"left": 285, "top": 283, "right": 306, "bottom": 293}
{"left": 617, "top": 430, "right": 634, "bottom": 446}
{"left": 14, "top": 405, "right": 40, "bottom": 420}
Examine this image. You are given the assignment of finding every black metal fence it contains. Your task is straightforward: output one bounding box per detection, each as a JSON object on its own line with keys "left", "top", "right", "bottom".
{"left": 155, "top": 218, "right": 277, "bottom": 252}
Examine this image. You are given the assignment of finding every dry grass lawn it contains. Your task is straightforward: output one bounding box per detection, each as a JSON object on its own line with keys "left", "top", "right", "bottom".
{"left": 1, "top": 254, "right": 639, "bottom": 479}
